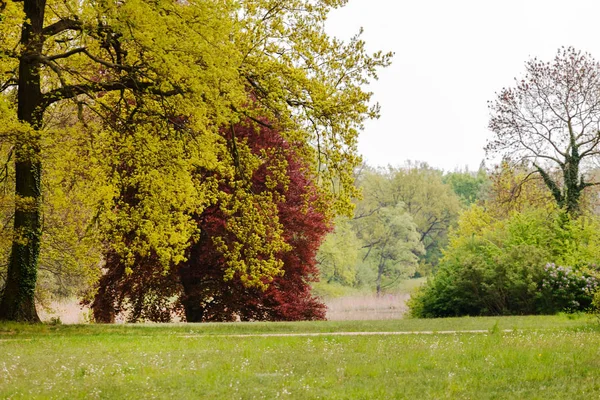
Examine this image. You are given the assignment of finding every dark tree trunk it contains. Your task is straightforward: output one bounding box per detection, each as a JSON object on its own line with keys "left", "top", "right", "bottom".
{"left": 179, "top": 265, "right": 206, "bottom": 322}
{"left": 563, "top": 144, "right": 582, "bottom": 216}
{"left": 0, "top": 0, "right": 46, "bottom": 322}
{"left": 90, "top": 275, "right": 117, "bottom": 324}
{"left": 376, "top": 262, "right": 383, "bottom": 297}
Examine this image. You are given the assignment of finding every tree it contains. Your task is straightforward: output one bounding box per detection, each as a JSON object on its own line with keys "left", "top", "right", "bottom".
{"left": 388, "top": 163, "right": 461, "bottom": 267}
{"left": 353, "top": 168, "right": 424, "bottom": 295}
{"left": 316, "top": 217, "right": 362, "bottom": 286}
{"left": 355, "top": 204, "right": 423, "bottom": 295}
{"left": 0, "top": 0, "right": 241, "bottom": 321}
{"left": 487, "top": 47, "right": 600, "bottom": 216}
{"left": 90, "top": 121, "right": 331, "bottom": 322}
{"left": 0, "top": 1, "right": 390, "bottom": 321}
{"left": 443, "top": 167, "right": 488, "bottom": 206}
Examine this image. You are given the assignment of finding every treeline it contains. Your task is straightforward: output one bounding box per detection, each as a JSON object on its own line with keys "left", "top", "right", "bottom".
{"left": 318, "top": 157, "right": 600, "bottom": 319}
{"left": 316, "top": 162, "right": 487, "bottom": 295}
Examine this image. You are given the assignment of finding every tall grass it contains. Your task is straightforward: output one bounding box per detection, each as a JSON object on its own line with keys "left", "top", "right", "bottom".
{"left": 322, "top": 277, "right": 426, "bottom": 320}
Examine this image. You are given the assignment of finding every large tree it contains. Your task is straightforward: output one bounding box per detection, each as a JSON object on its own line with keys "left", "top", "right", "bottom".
{"left": 0, "top": 0, "right": 240, "bottom": 321}
{"left": 90, "top": 121, "right": 331, "bottom": 322}
{"left": 487, "top": 47, "right": 600, "bottom": 216}
{"left": 0, "top": 0, "right": 390, "bottom": 321}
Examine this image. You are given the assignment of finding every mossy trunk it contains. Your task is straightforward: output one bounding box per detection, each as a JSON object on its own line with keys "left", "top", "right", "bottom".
{"left": 535, "top": 143, "right": 585, "bottom": 218}
{"left": 0, "top": 160, "right": 42, "bottom": 322}
{"left": 0, "top": 0, "right": 46, "bottom": 322}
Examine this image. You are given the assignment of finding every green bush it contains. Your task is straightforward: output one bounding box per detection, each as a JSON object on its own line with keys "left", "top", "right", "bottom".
{"left": 409, "top": 207, "right": 600, "bottom": 317}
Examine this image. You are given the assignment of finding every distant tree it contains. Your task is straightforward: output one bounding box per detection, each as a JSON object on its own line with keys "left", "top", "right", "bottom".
{"left": 443, "top": 168, "right": 488, "bottom": 206}
{"left": 353, "top": 168, "right": 424, "bottom": 295}
{"left": 317, "top": 217, "right": 362, "bottom": 286}
{"left": 388, "top": 163, "right": 461, "bottom": 267}
{"left": 91, "top": 122, "right": 330, "bottom": 322}
{"left": 355, "top": 204, "right": 423, "bottom": 296}
{"left": 487, "top": 47, "right": 600, "bottom": 216}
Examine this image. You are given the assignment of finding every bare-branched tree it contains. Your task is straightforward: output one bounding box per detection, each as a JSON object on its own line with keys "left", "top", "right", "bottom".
{"left": 487, "top": 47, "right": 600, "bottom": 215}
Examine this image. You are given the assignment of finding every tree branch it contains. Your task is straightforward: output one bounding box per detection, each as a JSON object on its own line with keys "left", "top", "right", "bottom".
{"left": 41, "top": 78, "right": 182, "bottom": 107}
{"left": 42, "top": 18, "right": 82, "bottom": 38}
{"left": 43, "top": 47, "right": 133, "bottom": 72}
{"left": 533, "top": 163, "right": 563, "bottom": 205}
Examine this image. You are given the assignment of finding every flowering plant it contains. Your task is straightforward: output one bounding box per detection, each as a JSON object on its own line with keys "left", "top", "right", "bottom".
{"left": 539, "top": 263, "right": 600, "bottom": 312}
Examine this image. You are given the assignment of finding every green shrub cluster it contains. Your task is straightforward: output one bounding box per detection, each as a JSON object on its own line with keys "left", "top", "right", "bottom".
{"left": 409, "top": 207, "right": 600, "bottom": 317}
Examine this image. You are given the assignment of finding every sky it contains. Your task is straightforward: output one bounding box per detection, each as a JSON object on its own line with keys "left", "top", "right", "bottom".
{"left": 325, "top": 0, "right": 600, "bottom": 172}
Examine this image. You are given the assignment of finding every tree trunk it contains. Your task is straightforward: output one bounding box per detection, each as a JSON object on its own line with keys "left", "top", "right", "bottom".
{"left": 90, "top": 274, "right": 117, "bottom": 323}
{"left": 563, "top": 151, "right": 582, "bottom": 216}
{"left": 0, "top": 0, "right": 46, "bottom": 322}
{"left": 0, "top": 160, "right": 42, "bottom": 322}
{"left": 376, "top": 263, "right": 383, "bottom": 297}
{"left": 179, "top": 265, "right": 206, "bottom": 322}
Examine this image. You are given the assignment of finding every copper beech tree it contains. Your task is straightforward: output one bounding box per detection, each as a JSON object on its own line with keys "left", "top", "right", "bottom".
{"left": 90, "top": 122, "right": 330, "bottom": 322}
{"left": 487, "top": 47, "right": 600, "bottom": 215}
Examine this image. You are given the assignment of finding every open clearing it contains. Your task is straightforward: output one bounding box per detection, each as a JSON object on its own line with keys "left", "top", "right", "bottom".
{"left": 1, "top": 315, "right": 599, "bottom": 399}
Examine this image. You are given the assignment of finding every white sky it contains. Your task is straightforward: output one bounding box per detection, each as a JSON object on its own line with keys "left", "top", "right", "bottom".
{"left": 326, "top": 0, "right": 600, "bottom": 172}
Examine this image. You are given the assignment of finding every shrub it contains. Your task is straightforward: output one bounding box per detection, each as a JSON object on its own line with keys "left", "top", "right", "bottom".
{"left": 410, "top": 206, "right": 600, "bottom": 317}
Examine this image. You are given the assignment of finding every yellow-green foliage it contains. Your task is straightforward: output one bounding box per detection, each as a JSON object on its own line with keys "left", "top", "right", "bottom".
{"left": 485, "top": 161, "right": 556, "bottom": 219}
{"left": 1, "top": 1, "right": 390, "bottom": 297}
{"left": 317, "top": 217, "right": 361, "bottom": 286}
{"left": 38, "top": 123, "right": 105, "bottom": 298}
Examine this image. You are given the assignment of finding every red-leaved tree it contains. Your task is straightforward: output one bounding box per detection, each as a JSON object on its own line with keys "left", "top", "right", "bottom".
{"left": 91, "top": 122, "right": 330, "bottom": 322}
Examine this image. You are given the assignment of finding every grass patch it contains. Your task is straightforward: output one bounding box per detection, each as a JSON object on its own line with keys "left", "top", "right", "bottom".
{"left": 1, "top": 315, "right": 599, "bottom": 399}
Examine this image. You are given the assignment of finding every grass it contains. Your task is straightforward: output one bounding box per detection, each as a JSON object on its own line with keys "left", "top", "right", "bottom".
{"left": 1, "top": 314, "right": 599, "bottom": 399}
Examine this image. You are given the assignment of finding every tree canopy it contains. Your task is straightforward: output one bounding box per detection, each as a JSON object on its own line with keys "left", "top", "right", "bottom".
{"left": 0, "top": 0, "right": 391, "bottom": 321}
{"left": 90, "top": 121, "right": 331, "bottom": 322}
{"left": 487, "top": 47, "right": 600, "bottom": 215}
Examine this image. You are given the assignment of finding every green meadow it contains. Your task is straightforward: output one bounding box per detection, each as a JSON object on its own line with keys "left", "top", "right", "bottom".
{"left": 1, "top": 315, "right": 599, "bottom": 399}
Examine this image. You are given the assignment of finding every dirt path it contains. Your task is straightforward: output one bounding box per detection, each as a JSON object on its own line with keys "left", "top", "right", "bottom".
{"left": 0, "top": 329, "right": 514, "bottom": 342}
{"left": 183, "top": 329, "right": 513, "bottom": 338}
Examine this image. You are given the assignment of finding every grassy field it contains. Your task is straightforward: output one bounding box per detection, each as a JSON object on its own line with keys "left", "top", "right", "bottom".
{"left": 1, "top": 315, "right": 599, "bottom": 399}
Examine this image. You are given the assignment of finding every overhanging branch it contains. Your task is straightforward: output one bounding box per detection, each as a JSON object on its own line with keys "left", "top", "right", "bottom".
{"left": 41, "top": 78, "right": 183, "bottom": 108}
{"left": 42, "top": 18, "right": 83, "bottom": 38}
